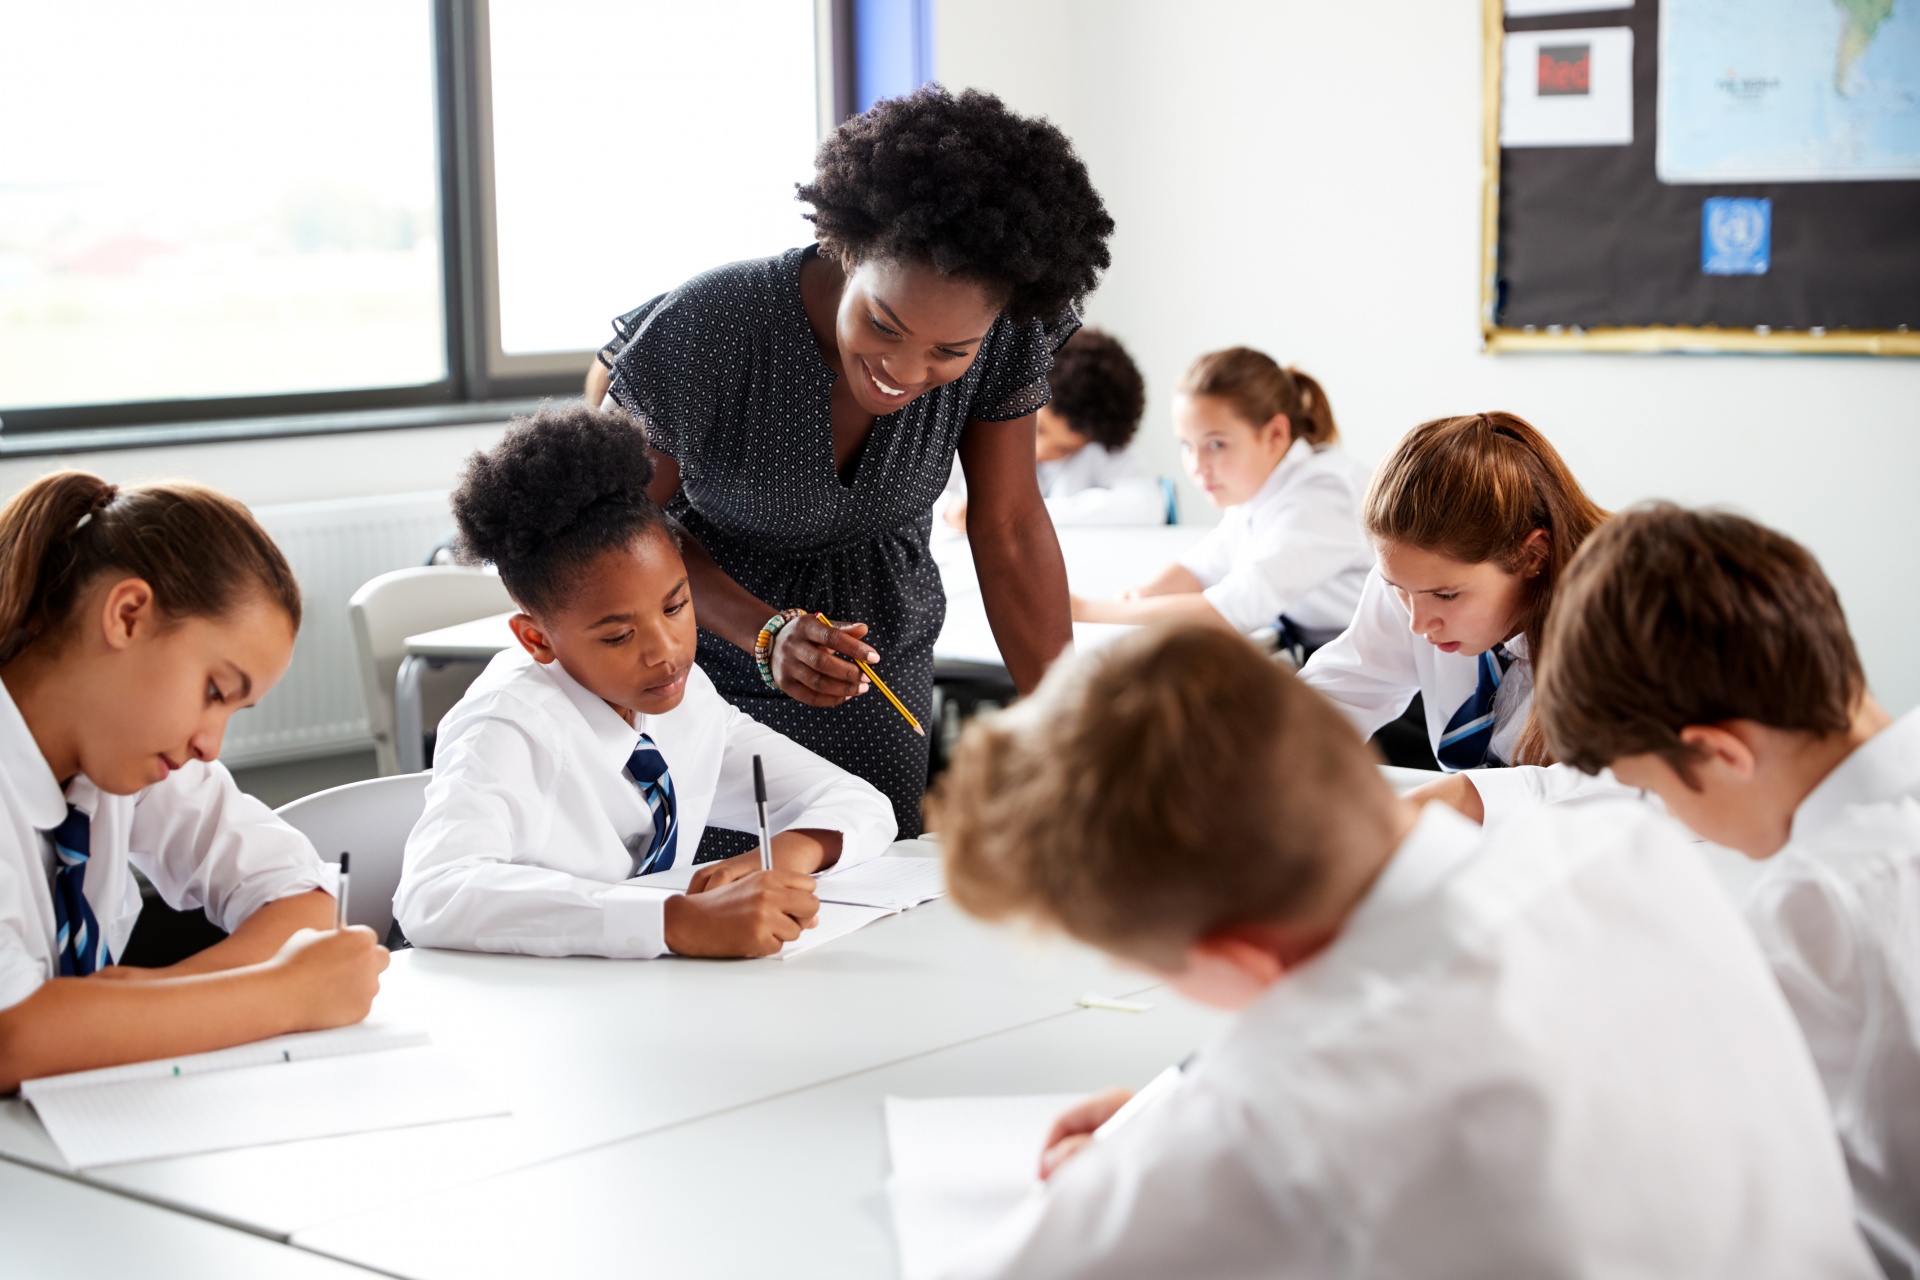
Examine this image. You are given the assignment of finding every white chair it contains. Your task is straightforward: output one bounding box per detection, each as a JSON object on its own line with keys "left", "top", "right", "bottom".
{"left": 348, "top": 566, "right": 512, "bottom": 776}
{"left": 276, "top": 773, "right": 430, "bottom": 943}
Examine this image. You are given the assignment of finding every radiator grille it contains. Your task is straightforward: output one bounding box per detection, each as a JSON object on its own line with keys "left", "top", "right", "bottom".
{"left": 223, "top": 491, "right": 455, "bottom": 767}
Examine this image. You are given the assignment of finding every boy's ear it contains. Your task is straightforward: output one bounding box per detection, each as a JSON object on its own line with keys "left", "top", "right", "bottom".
{"left": 1192, "top": 932, "right": 1289, "bottom": 986}
{"left": 1674, "top": 722, "right": 1761, "bottom": 781}
{"left": 98, "top": 577, "right": 156, "bottom": 651}
{"left": 507, "top": 612, "right": 557, "bottom": 665}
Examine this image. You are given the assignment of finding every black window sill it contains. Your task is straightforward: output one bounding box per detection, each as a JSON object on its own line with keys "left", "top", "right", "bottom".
{"left": 0, "top": 399, "right": 555, "bottom": 459}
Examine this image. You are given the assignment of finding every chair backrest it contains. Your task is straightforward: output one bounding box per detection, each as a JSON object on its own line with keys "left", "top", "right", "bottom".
{"left": 1159, "top": 476, "right": 1180, "bottom": 525}
{"left": 348, "top": 566, "right": 512, "bottom": 774}
{"left": 276, "top": 772, "right": 430, "bottom": 941}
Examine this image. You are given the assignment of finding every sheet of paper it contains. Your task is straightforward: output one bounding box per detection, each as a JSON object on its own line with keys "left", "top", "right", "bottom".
{"left": 816, "top": 855, "right": 946, "bottom": 910}
{"left": 25, "top": 1044, "right": 506, "bottom": 1169}
{"left": 773, "top": 901, "right": 895, "bottom": 960}
{"left": 885, "top": 1094, "right": 1082, "bottom": 1280}
{"left": 21, "top": 1021, "right": 427, "bottom": 1094}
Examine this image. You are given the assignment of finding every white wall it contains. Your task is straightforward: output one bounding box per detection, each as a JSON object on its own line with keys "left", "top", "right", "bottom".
{"left": 937, "top": 0, "right": 1920, "bottom": 714}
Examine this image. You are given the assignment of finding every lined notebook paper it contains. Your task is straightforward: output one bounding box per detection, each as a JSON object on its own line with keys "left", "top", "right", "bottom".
{"left": 773, "top": 901, "right": 894, "bottom": 959}
{"left": 21, "top": 1022, "right": 505, "bottom": 1168}
{"left": 815, "top": 855, "right": 946, "bottom": 910}
{"left": 885, "top": 1094, "right": 1081, "bottom": 1280}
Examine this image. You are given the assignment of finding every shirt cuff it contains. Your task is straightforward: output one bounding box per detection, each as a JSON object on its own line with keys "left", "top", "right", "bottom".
{"left": 1200, "top": 580, "right": 1274, "bottom": 635}
{"left": 602, "top": 884, "right": 679, "bottom": 959}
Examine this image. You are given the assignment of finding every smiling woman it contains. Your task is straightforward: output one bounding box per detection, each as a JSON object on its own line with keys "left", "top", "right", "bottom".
{"left": 592, "top": 86, "right": 1115, "bottom": 840}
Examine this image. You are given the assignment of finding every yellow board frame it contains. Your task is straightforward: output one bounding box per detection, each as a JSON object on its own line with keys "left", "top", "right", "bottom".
{"left": 1478, "top": 0, "right": 1920, "bottom": 356}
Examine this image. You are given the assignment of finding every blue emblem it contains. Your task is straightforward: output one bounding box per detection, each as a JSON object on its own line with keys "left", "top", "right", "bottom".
{"left": 1701, "top": 197, "right": 1771, "bottom": 276}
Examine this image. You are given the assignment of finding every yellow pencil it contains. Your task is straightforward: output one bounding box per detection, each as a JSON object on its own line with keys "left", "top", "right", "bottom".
{"left": 815, "top": 613, "right": 924, "bottom": 736}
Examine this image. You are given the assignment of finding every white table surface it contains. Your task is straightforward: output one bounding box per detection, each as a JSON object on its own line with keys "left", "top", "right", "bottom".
{"left": 295, "top": 992, "right": 1228, "bottom": 1280}
{"left": 0, "top": 1159, "right": 381, "bottom": 1279}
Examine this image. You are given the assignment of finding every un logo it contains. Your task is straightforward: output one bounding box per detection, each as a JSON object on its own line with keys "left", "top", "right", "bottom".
{"left": 1702, "top": 197, "right": 1771, "bottom": 276}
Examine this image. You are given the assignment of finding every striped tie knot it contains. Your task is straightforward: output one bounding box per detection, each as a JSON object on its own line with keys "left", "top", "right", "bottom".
{"left": 1436, "top": 643, "right": 1516, "bottom": 772}
{"left": 626, "top": 735, "right": 679, "bottom": 877}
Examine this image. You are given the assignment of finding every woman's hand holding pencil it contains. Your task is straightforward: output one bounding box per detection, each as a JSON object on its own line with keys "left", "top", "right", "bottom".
{"left": 813, "top": 613, "right": 923, "bottom": 736}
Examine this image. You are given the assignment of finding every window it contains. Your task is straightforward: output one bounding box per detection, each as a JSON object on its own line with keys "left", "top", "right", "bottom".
{"left": 0, "top": 2, "right": 446, "bottom": 412}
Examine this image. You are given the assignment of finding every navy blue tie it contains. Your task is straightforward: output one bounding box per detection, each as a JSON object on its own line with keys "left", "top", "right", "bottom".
{"left": 1436, "top": 644, "right": 1516, "bottom": 772}
{"left": 626, "top": 735, "right": 679, "bottom": 876}
{"left": 50, "top": 804, "right": 111, "bottom": 976}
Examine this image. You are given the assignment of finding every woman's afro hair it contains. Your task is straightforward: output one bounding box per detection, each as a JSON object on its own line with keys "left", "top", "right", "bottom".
{"left": 798, "top": 85, "right": 1114, "bottom": 323}
{"left": 451, "top": 404, "right": 674, "bottom": 617}
{"left": 1047, "top": 327, "right": 1146, "bottom": 451}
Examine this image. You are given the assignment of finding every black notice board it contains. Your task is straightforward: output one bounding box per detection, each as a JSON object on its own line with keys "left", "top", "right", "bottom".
{"left": 1485, "top": 0, "right": 1920, "bottom": 353}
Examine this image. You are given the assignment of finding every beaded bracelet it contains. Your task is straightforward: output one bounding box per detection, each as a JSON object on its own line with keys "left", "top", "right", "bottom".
{"left": 754, "top": 608, "right": 810, "bottom": 691}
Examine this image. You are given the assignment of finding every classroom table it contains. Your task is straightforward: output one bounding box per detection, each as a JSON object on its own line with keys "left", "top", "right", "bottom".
{"left": 394, "top": 525, "right": 1211, "bottom": 771}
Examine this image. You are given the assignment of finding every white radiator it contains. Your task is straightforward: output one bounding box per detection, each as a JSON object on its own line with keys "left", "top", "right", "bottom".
{"left": 223, "top": 491, "right": 457, "bottom": 767}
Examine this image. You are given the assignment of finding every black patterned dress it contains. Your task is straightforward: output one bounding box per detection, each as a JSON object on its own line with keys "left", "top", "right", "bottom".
{"left": 605, "top": 245, "right": 1075, "bottom": 839}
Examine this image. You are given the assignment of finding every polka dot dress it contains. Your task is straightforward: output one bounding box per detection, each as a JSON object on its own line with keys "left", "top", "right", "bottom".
{"left": 606, "top": 245, "right": 1077, "bottom": 842}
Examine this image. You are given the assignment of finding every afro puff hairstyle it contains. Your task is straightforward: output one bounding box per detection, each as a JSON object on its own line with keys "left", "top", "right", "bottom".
{"left": 798, "top": 85, "right": 1114, "bottom": 323}
{"left": 451, "top": 404, "right": 676, "bottom": 618}
{"left": 1046, "top": 328, "right": 1146, "bottom": 451}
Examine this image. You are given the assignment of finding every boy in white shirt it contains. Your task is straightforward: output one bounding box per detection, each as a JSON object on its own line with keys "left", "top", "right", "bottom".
{"left": 1537, "top": 503, "right": 1920, "bottom": 1279}
{"left": 925, "top": 623, "right": 1878, "bottom": 1279}
{"left": 938, "top": 327, "right": 1164, "bottom": 532}
{"left": 395, "top": 408, "right": 896, "bottom": 960}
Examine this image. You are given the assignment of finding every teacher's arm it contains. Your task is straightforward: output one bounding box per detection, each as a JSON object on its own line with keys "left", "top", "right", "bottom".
{"left": 959, "top": 415, "right": 1073, "bottom": 693}
{"left": 645, "top": 447, "right": 873, "bottom": 707}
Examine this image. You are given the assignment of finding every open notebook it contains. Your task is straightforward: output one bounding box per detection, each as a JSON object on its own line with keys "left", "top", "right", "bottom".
{"left": 21, "top": 1021, "right": 505, "bottom": 1169}
{"left": 885, "top": 1094, "right": 1080, "bottom": 1280}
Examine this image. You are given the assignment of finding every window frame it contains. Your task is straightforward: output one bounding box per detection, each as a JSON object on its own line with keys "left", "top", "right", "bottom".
{"left": 0, "top": 0, "right": 855, "bottom": 449}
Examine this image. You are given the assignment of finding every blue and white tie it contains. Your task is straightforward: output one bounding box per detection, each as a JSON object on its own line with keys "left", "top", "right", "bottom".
{"left": 1436, "top": 643, "right": 1516, "bottom": 772}
{"left": 626, "top": 735, "right": 679, "bottom": 876}
{"left": 50, "top": 804, "right": 111, "bottom": 976}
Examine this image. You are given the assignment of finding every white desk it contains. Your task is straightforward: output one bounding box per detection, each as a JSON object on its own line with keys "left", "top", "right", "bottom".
{"left": 394, "top": 525, "right": 1210, "bottom": 770}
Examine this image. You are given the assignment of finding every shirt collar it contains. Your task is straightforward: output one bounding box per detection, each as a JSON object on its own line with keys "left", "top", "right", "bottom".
{"left": 537, "top": 653, "right": 649, "bottom": 770}
{"left": 1344, "top": 801, "right": 1484, "bottom": 932}
{"left": 0, "top": 677, "right": 70, "bottom": 831}
{"left": 1789, "top": 705, "right": 1920, "bottom": 844}
{"left": 1246, "top": 437, "right": 1315, "bottom": 508}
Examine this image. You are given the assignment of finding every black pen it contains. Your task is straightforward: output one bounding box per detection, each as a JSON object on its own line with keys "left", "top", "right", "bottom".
{"left": 752, "top": 756, "right": 774, "bottom": 872}
{"left": 335, "top": 852, "right": 351, "bottom": 930}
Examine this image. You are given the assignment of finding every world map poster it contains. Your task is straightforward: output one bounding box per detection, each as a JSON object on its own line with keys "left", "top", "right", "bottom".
{"left": 1657, "top": 0, "right": 1920, "bottom": 181}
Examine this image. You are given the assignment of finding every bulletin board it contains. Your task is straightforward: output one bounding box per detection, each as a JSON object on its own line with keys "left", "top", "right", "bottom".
{"left": 1481, "top": 0, "right": 1920, "bottom": 355}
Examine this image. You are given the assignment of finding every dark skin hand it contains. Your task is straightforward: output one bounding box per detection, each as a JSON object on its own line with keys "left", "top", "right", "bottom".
{"left": 618, "top": 251, "right": 1071, "bottom": 700}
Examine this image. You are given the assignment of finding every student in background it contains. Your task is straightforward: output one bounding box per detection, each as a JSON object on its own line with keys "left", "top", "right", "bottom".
{"left": 926, "top": 624, "right": 1878, "bottom": 1280}
{"left": 1300, "top": 411, "right": 1621, "bottom": 823}
{"left": 1536, "top": 504, "right": 1920, "bottom": 1279}
{"left": 1070, "top": 348, "right": 1371, "bottom": 655}
{"left": 395, "top": 407, "right": 897, "bottom": 960}
{"left": 0, "top": 472, "right": 386, "bottom": 1091}
{"left": 939, "top": 328, "right": 1163, "bottom": 531}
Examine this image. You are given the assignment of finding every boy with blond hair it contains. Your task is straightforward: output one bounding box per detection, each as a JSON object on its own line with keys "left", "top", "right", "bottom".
{"left": 927, "top": 623, "right": 1875, "bottom": 1279}
{"left": 1537, "top": 502, "right": 1919, "bottom": 1279}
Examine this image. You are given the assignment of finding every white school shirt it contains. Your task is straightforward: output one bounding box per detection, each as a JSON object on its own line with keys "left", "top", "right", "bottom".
{"left": 1300, "top": 567, "right": 1626, "bottom": 825}
{"left": 0, "top": 678, "right": 329, "bottom": 1011}
{"left": 934, "top": 446, "right": 1166, "bottom": 532}
{"left": 1174, "top": 437, "right": 1373, "bottom": 639}
{"left": 394, "top": 646, "right": 896, "bottom": 959}
{"left": 944, "top": 803, "right": 1880, "bottom": 1280}
{"left": 1747, "top": 706, "right": 1920, "bottom": 1280}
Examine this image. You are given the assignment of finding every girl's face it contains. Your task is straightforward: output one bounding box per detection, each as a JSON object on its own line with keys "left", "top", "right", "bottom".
{"left": 1375, "top": 535, "right": 1545, "bottom": 657}
{"left": 1173, "top": 394, "right": 1292, "bottom": 507}
{"left": 511, "top": 529, "right": 698, "bottom": 721}
{"left": 834, "top": 257, "right": 1001, "bottom": 418}
{"left": 73, "top": 583, "right": 296, "bottom": 794}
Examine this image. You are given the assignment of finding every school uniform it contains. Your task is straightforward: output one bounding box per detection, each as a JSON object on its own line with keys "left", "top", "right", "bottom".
{"left": 1300, "top": 568, "right": 1624, "bottom": 823}
{"left": 1174, "top": 437, "right": 1372, "bottom": 642}
{"left": 0, "top": 678, "right": 328, "bottom": 1008}
{"left": 943, "top": 802, "right": 1880, "bottom": 1280}
{"left": 394, "top": 645, "right": 897, "bottom": 958}
{"left": 1746, "top": 706, "right": 1920, "bottom": 1280}
{"left": 934, "top": 445, "right": 1166, "bottom": 532}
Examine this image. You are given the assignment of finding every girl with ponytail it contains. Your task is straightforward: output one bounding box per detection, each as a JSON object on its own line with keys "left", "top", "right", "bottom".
{"left": 0, "top": 471, "right": 386, "bottom": 1091}
{"left": 1299, "top": 412, "right": 1624, "bottom": 823}
{"left": 1071, "top": 347, "right": 1373, "bottom": 655}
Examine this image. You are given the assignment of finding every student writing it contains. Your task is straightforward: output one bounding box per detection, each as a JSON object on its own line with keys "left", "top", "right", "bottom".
{"left": 394, "top": 407, "right": 897, "bottom": 960}
{"left": 925, "top": 624, "right": 1878, "bottom": 1279}
{"left": 0, "top": 473, "right": 386, "bottom": 1091}
{"left": 1536, "top": 504, "right": 1920, "bottom": 1280}
{"left": 1071, "top": 348, "right": 1370, "bottom": 651}
{"left": 1299, "top": 411, "right": 1621, "bottom": 822}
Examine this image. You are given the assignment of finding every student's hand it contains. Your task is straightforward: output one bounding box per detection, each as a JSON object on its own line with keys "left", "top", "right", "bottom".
{"left": 1403, "top": 773, "right": 1487, "bottom": 824}
{"left": 271, "top": 926, "right": 390, "bottom": 1029}
{"left": 771, "top": 615, "right": 875, "bottom": 708}
{"left": 1038, "top": 1086, "right": 1133, "bottom": 1180}
{"left": 688, "top": 831, "right": 838, "bottom": 893}
{"left": 942, "top": 500, "right": 968, "bottom": 532}
{"left": 663, "top": 870, "right": 821, "bottom": 958}
{"left": 688, "top": 852, "right": 761, "bottom": 894}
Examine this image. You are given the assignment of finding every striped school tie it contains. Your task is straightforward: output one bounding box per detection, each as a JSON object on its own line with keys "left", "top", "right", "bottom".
{"left": 626, "top": 735, "right": 679, "bottom": 876}
{"left": 50, "top": 804, "right": 111, "bottom": 976}
{"left": 1436, "top": 643, "right": 1516, "bottom": 772}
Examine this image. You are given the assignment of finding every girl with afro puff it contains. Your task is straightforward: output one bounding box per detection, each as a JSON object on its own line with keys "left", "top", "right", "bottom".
{"left": 586, "top": 86, "right": 1113, "bottom": 842}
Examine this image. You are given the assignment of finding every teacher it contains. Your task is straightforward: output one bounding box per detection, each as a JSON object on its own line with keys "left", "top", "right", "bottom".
{"left": 590, "top": 87, "right": 1114, "bottom": 840}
